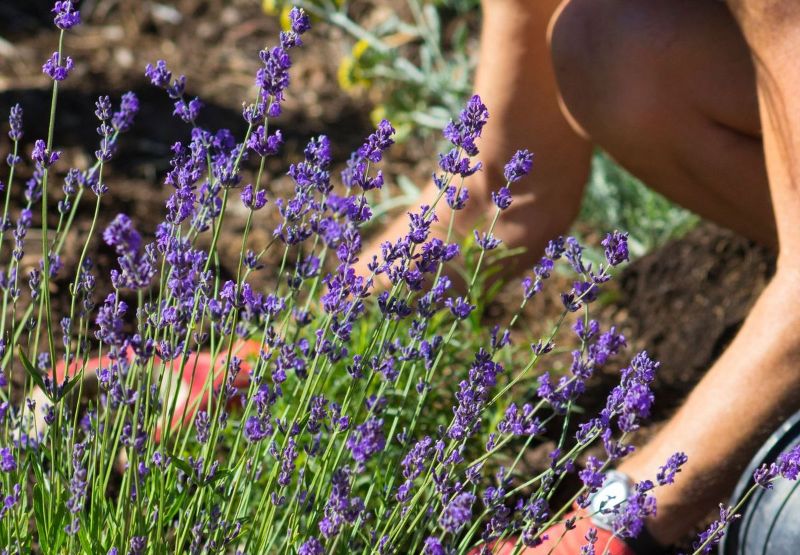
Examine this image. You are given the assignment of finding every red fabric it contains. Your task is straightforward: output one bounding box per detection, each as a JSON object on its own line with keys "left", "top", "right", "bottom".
{"left": 472, "top": 510, "right": 636, "bottom": 555}
{"left": 52, "top": 339, "right": 260, "bottom": 439}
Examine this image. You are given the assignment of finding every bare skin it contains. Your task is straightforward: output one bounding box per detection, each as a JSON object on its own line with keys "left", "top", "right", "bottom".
{"left": 359, "top": 0, "right": 800, "bottom": 549}
{"left": 617, "top": 0, "right": 800, "bottom": 546}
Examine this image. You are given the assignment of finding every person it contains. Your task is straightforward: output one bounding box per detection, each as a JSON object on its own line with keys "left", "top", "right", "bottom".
{"left": 356, "top": 0, "right": 800, "bottom": 552}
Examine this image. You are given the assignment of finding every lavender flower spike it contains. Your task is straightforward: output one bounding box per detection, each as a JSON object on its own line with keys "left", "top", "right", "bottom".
{"left": 601, "top": 230, "right": 629, "bottom": 267}
{"left": 53, "top": 1, "right": 81, "bottom": 30}
{"left": 42, "top": 52, "right": 75, "bottom": 81}
{"left": 503, "top": 149, "right": 534, "bottom": 183}
{"left": 8, "top": 104, "right": 23, "bottom": 142}
{"left": 290, "top": 7, "right": 311, "bottom": 35}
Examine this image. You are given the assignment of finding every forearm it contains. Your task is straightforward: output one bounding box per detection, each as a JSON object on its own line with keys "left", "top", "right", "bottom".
{"left": 619, "top": 265, "right": 800, "bottom": 545}
{"left": 456, "top": 0, "right": 591, "bottom": 269}
{"left": 620, "top": 4, "right": 800, "bottom": 546}
{"left": 358, "top": 1, "right": 590, "bottom": 278}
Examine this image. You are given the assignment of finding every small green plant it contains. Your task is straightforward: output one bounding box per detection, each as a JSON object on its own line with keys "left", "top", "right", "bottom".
{"left": 579, "top": 151, "right": 698, "bottom": 258}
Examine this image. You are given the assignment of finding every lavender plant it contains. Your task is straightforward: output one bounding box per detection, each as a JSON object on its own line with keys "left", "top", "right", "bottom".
{"left": 0, "top": 3, "right": 796, "bottom": 554}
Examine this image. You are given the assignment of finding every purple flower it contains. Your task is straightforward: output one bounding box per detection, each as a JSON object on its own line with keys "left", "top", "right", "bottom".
{"left": 423, "top": 537, "right": 445, "bottom": 555}
{"left": 497, "top": 403, "right": 543, "bottom": 437}
{"left": 95, "top": 294, "right": 127, "bottom": 347}
{"left": 346, "top": 418, "right": 385, "bottom": 468}
{"left": 288, "top": 135, "right": 332, "bottom": 193}
{"left": 445, "top": 297, "right": 475, "bottom": 320}
{"left": 611, "top": 485, "right": 656, "bottom": 539}
{"left": 128, "top": 536, "right": 147, "bottom": 555}
{"left": 112, "top": 92, "right": 140, "bottom": 132}
{"left": 443, "top": 95, "right": 489, "bottom": 156}
{"left": 601, "top": 231, "right": 629, "bottom": 267}
{"left": 621, "top": 382, "right": 654, "bottom": 425}
{"left": 587, "top": 327, "right": 626, "bottom": 367}
{"left": 0, "top": 448, "right": 15, "bottom": 472}
{"left": 438, "top": 148, "right": 481, "bottom": 177}
{"left": 194, "top": 411, "right": 210, "bottom": 444}
{"left": 247, "top": 126, "right": 283, "bottom": 157}
{"left": 102, "top": 214, "right": 156, "bottom": 290}
{"left": 145, "top": 60, "right": 173, "bottom": 89}
{"left": 449, "top": 350, "right": 503, "bottom": 440}
{"left": 656, "top": 452, "right": 688, "bottom": 486}
{"left": 66, "top": 443, "right": 87, "bottom": 527}
{"left": 491, "top": 186, "right": 512, "bottom": 210}
{"left": 401, "top": 437, "right": 434, "bottom": 485}
{"left": 537, "top": 372, "right": 567, "bottom": 412}
{"left": 289, "top": 7, "right": 311, "bottom": 34}
{"left": 504, "top": 149, "right": 534, "bottom": 183}
{"left": 439, "top": 491, "right": 475, "bottom": 533}
{"left": 754, "top": 444, "right": 800, "bottom": 488}
{"left": 31, "top": 139, "right": 60, "bottom": 167}
{"left": 406, "top": 206, "right": 436, "bottom": 244}
{"left": 53, "top": 1, "right": 80, "bottom": 29}
{"left": 358, "top": 119, "right": 396, "bottom": 163}
{"left": 298, "top": 537, "right": 324, "bottom": 555}
{"left": 278, "top": 438, "right": 298, "bottom": 487}
{"left": 42, "top": 51, "right": 74, "bottom": 81}
{"left": 173, "top": 97, "right": 203, "bottom": 123}
{"left": 474, "top": 230, "right": 501, "bottom": 250}
{"left": 244, "top": 415, "right": 272, "bottom": 443}
{"left": 445, "top": 185, "right": 469, "bottom": 210}
{"left": 241, "top": 184, "right": 268, "bottom": 210}
{"left": 578, "top": 456, "right": 605, "bottom": 492}
{"left": 776, "top": 444, "right": 800, "bottom": 480}
{"left": 257, "top": 46, "right": 292, "bottom": 102}
{"left": 319, "top": 469, "right": 364, "bottom": 538}
{"left": 8, "top": 104, "right": 23, "bottom": 142}
{"left": 280, "top": 7, "right": 312, "bottom": 48}
{"left": 0, "top": 484, "right": 21, "bottom": 520}
{"left": 692, "top": 504, "right": 739, "bottom": 554}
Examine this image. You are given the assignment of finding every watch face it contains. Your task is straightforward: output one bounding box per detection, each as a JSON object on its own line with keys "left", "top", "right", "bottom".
{"left": 589, "top": 474, "right": 631, "bottom": 529}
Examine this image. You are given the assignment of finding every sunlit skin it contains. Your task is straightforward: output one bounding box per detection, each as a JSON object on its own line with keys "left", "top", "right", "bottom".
{"left": 358, "top": 0, "right": 800, "bottom": 549}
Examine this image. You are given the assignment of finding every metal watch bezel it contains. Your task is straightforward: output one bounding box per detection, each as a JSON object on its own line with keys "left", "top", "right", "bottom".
{"left": 587, "top": 470, "right": 633, "bottom": 531}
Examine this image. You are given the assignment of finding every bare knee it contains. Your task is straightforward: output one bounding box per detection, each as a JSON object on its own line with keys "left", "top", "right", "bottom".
{"left": 548, "top": 0, "right": 678, "bottom": 142}
{"left": 728, "top": 0, "right": 800, "bottom": 50}
{"left": 728, "top": 0, "right": 800, "bottom": 28}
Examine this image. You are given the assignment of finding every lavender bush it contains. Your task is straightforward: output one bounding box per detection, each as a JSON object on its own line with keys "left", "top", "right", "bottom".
{"left": 0, "top": 3, "right": 796, "bottom": 554}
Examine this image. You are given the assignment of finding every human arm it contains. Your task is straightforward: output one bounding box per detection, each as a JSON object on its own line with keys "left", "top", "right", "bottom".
{"left": 355, "top": 0, "right": 591, "bottom": 279}
{"left": 618, "top": 1, "right": 800, "bottom": 545}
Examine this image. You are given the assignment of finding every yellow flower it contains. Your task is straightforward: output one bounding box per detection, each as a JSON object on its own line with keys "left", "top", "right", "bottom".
{"left": 351, "top": 38, "right": 370, "bottom": 61}
{"left": 280, "top": 5, "right": 293, "bottom": 31}
{"left": 370, "top": 105, "right": 387, "bottom": 127}
{"left": 337, "top": 39, "right": 373, "bottom": 91}
{"left": 261, "top": 0, "right": 281, "bottom": 15}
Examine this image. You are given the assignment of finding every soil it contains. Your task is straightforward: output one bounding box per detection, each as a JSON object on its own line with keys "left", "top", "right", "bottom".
{"left": 0, "top": 1, "right": 779, "bottom": 551}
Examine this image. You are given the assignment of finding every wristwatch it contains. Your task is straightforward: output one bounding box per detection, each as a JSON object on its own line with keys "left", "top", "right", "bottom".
{"left": 585, "top": 470, "right": 667, "bottom": 555}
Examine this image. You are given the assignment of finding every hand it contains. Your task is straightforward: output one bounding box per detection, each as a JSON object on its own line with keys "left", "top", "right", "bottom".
{"left": 471, "top": 510, "right": 636, "bottom": 555}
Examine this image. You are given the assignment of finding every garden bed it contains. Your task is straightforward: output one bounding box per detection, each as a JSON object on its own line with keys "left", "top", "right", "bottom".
{"left": 0, "top": 1, "right": 778, "bottom": 552}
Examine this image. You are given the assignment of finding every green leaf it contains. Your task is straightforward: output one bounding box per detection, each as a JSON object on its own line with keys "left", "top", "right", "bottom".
{"left": 164, "top": 489, "right": 190, "bottom": 523}
{"left": 202, "top": 468, "right": 230, "bottom": 487}
{"left": 18, "top": 347, "right": 51, "bottom": 402}
{"left": 57, "top": 373, "right": 83, "bottom": 403}
{"left": 169, "top": 455, "right": 194, "bottom": 478}
{"left": 77, "top": 523, "right": 95, "bottom": 553}
{"left": 32, "top": 483, "right": 50, "bottom": 549}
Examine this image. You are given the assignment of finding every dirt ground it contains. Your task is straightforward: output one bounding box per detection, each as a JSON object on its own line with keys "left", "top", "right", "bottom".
{"left": 0, "top": 0, "right": 778, "bottom": 550}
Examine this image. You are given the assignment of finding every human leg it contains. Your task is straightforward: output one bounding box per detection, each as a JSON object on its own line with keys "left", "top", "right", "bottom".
{"left": 354, "top": 0, "right": 592, "bottom": 280}
{"left": 550, "top": 0, "right": 776, "bottom": 248}
{"left": 614, "top": 0, "right": 800, "bottom": 546}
